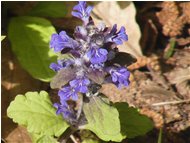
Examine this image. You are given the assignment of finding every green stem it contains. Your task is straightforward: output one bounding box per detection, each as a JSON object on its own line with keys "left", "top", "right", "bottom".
{"left": 157, "top": 128, "right": 163, "bottom": 143}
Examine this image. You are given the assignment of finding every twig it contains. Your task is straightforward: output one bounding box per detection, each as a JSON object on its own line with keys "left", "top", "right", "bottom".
{"left": 70, "top": 134, "right": 78, "bottom": 143}
{"left": 152, "top": 99, "right": 190, "bottom": 106}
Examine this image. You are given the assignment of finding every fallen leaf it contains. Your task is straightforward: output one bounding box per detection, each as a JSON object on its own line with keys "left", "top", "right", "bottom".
{"left": 5, "top": 126, "right": 32, "bottom": 143}
{"left": 173, "top": 48, "right": 190, "bottom": 68}
{"left": 165, "top": 67, "right": 190, "bottom": 98}
{"left": 176, "top": 37, "right": 190, "bottom": 46}
{"left": 92, "top": 1, "right": 143, "bottom": 58}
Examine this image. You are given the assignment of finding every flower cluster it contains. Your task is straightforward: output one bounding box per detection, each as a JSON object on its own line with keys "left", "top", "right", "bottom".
{"left": 50, "top": 1, "right": 130, "bottom": 122}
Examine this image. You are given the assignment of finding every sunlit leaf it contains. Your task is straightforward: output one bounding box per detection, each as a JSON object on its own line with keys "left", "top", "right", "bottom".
{"left": 7, "top": 91, "right": 69, "bottom": 137}
{"left": 82, "top": 96, "right": 124, "bottom": 142}
{"left": 8, "top": 16, "right": 57, "bottom": 82}
{"left": 31, "top": 133, "right": 58, "bottom": 143}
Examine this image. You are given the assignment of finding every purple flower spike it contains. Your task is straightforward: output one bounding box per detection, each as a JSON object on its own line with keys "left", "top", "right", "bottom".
{"left": 87, "top": 48, "right": 108, "bottom": 64}
{"left": 58, "top": 86, "right": 78, "bottom": 102}
{"left": 50, "top": 31, "right": 79, "bottom": 52}
{"left": 109, "top": 67, "right": 130, "bottom": 88}
{"left": 49, "top": 1, "right": 131, "bottom": 122}
{"left": 54, "top": 103, "right": 76, "bottom": 120}
{"left": 70, "top": 77, "right": 90, "bottom": 93}
{"left": 106, "top": 24, "right": 128, "bottom": 45}
{"left": 72, "top": 1, "right": 93, "bottom": 25}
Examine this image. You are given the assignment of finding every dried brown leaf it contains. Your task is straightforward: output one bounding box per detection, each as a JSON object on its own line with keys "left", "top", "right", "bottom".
{"left": 173, "top": 48, "right": 190, "bottom": 68}
{"left": 5, "top": 126, "right": 32, "bottom": 143}
{"left": 166, "top": 67, "right": 190, "bottom": 85}
{"left": 140, "top": 80, "right": 176, "bottom": 98}
{"left": 176, "top": 37, "right": 190, "bottom": 46}
{"left": 165, "top": 67, "right": 190, "bottom": 98}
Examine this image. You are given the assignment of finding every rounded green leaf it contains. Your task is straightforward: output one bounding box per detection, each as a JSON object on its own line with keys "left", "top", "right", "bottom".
{"left": 8, "top": 16, "right": 57, "bottom": 82}
{"left": 7, "top": 91, "right": 69, "bottom": 137}
{"left": 114, "top": 102, "right": 154, "bottom": 138}
{"left": 82, "top": 96, "right": 124, "bottom": 142}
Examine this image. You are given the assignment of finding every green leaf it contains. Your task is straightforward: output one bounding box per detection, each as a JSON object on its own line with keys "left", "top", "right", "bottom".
{"left": 114, "top": 102, "right": 153, "bottom": 138}
{"left": 8, "top": 16, "right": 57, "bottom": 82}
{"left": 31, "top": 133, "right": 58, "bottom": 143}
{"left": 1, "top": 35, "right": 6, "bottom": 41}
{"left": 7, "top": 91, "right": 69, "bottom": 137}
{"left": 164, "top": 38, "right": 176, "bottom": 59}
{"left": 28, "top": 2, "right": 67, "bottom": 18}
{"left": 82, "top": 96, "right": 124, "bottom": 142}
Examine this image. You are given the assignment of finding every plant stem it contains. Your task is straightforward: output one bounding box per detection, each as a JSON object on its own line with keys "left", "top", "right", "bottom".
{"left": 157, "top": 128, "right": 163, "bottom": 143}
{"left": 59, "top": 127, "right": 76, "bottom": 143}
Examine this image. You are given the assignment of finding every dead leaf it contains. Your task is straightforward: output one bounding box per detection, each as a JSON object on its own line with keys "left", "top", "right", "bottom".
{"left": 166, "top": 67, "right": 190, "bottom": 85}
{"left": 176, "top": 37, "right": 190, "bottom": 46}
{"left": 91, "top": 1, "right": 143, "bottom": 58}
{"left": 140, "top": 80, "right": 176, "bottom": 98}
{"left": 5, "top": 126, "right": 32, "bottom": 143}
{"left": 173, "top": 48, "right": 190, "bottom": 68}
{"left": 165, "top": 67, "right": 190, "bottom": 98}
